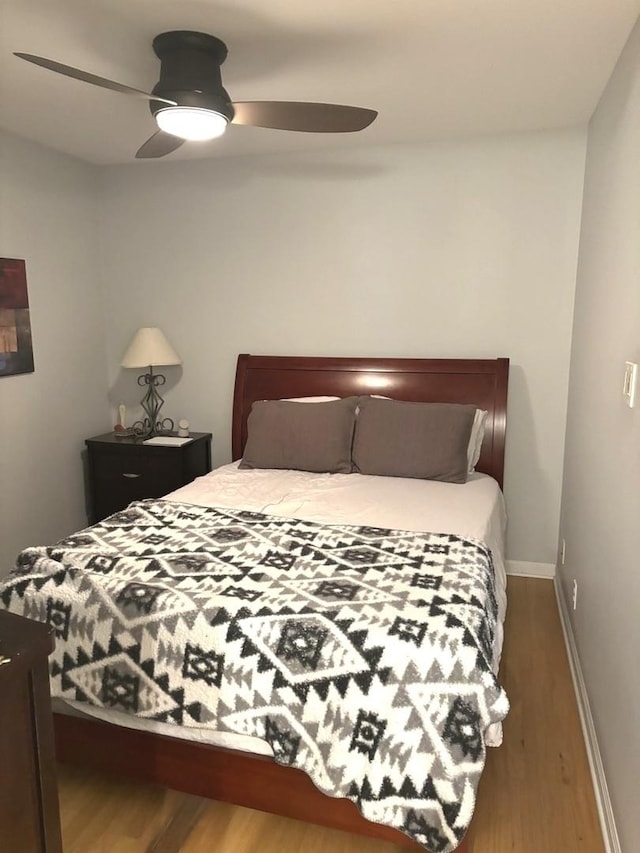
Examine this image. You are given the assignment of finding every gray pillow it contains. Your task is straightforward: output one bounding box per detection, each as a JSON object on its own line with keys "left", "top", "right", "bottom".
{"left": 240, "top": 397, "right": 359, "bottom": 474}
{"left": 352, "top": 397, "right": 476, "bottom": 483}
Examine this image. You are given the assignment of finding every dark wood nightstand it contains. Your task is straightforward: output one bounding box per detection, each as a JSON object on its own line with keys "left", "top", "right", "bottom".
{"left": 85, "top": 431, "right": 212, "bottom": 522}
{"left": 0, "top": 611, "right": 62, "bottom": 853}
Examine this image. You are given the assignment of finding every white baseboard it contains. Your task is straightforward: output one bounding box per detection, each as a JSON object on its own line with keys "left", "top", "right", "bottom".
{"left": 554, "top": 576, "right": 621, "bottom": 853}
{"left": 506, "top": 560, "right": 555, "bottom": 578}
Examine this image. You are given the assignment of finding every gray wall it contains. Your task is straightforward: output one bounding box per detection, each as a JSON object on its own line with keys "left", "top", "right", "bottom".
{"left": 558, "top": 19, "right": 640, "bottom": 851}
{"left": 100, "top": 131, "right": 586, "bottom": 567}
{"left": 0, "top": 131, "right": 109, "bottom": 572}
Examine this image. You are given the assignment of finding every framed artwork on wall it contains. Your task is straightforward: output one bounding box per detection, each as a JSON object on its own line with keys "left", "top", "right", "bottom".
{"left": 0, "top": 258, "right": 34, "bottom": 377}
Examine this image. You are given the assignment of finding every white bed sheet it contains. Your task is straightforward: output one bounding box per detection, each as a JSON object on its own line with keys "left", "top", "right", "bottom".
{"left": 58, "top": 463, "right": 507, "bottom": 752}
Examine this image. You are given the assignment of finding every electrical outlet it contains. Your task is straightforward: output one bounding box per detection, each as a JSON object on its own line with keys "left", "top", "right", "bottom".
{"left": 572, "top": 579, "right": 578, "bottom": 611}
{"left": 560, "top": 538, "right": 566, "bottom": 566}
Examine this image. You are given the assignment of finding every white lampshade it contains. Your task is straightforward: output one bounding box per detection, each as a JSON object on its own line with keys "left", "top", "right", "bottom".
{"left": 120, "top": 327, "right": 182, "bottom": 369}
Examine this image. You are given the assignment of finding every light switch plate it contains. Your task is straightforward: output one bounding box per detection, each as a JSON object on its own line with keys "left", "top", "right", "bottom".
{"left": 623, "top": 361, "right": 638, "bottom": 408}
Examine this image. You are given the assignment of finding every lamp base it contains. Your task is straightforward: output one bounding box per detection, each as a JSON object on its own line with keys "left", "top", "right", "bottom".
{"left": 134, "top": 367, "right": 175, "bottom": 436}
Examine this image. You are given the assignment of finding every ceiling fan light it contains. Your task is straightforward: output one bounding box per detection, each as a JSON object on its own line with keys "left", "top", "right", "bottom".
{"left": 155, "top": 106, "right": 228, "bottom": 141}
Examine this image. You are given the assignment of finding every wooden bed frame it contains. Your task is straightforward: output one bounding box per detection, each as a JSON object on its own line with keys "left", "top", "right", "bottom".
{"left": 232, "top": 354, "right": 508, "bottom": 487}
{"left": 54, "top": 354, "right": 510, "bottom": 852}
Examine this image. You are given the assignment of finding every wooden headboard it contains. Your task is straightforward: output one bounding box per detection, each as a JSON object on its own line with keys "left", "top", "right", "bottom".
{"left": 232, "top": 355, "right": 509, "bottom": 489}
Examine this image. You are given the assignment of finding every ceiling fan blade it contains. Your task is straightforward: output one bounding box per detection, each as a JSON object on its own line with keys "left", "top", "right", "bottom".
{"left": 231, "top": 101, "right": 377, "bottom": 133}
{"left": 135, "top": 130, "right": 185, "bottom": 159}
{"left": 14, "top": 53, "right": 176, "bottom": 106}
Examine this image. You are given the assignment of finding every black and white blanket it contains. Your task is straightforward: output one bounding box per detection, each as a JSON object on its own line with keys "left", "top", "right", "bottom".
{"left": 0, "top": 499, "right": 508, "bottom": 852}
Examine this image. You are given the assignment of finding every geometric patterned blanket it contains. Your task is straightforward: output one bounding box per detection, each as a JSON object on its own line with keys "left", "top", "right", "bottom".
{"left": 0, "top": 499, "right": 509, "bottom": 852}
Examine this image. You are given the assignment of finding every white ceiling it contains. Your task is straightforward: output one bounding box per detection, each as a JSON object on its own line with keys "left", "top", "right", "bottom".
{"left": 1, "top": 0, "right": 639, "bottom": 165}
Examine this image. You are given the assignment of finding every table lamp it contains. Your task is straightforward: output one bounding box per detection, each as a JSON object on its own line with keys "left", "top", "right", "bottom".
{"left": 120, "top": 327, "right": 182, "bottom": 436}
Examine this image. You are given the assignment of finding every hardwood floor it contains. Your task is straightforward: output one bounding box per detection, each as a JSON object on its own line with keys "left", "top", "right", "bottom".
{"left": 56, "top": 577, "right": 604, "bottom": 852}
{"left": 468, "top": 577, "right": 603, "bottom": 852}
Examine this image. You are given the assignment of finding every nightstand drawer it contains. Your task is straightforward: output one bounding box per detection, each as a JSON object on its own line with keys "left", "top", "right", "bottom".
{"left": 92, "top": 449, "right": 182, "bottom": 483}
{"left": 92, "top": 468, "right": 177, "bottom": 518}
{"left": 85, "top": 432, "right": 212, "bottom": 522}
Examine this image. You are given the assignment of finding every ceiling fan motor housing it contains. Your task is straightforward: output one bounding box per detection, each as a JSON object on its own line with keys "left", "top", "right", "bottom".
{"left": 150, "top": 31, "right": 234, "bottom": 121}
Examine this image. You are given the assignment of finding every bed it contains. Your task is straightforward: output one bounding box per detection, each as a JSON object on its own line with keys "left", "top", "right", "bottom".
{"left": 1, "top": 354, "right": 509, "bottom": 852}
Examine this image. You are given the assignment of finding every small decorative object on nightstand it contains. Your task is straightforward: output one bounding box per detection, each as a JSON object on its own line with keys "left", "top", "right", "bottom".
{"left": 0, "top": 610, "right": 62, "bottom": 852}
{"left": 178, "top": 418, "right": 190, "bottom": 437}
{"left": 85, "top": 431, "right": 212, "bottom": 522}
{"left": 120, "top": 327, "right": 182, "bottom": 437}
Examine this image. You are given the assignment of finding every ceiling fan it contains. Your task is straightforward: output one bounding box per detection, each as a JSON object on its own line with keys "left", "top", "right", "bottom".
{"left": 14, "top": 30, "right": 378, "bottom": 159}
